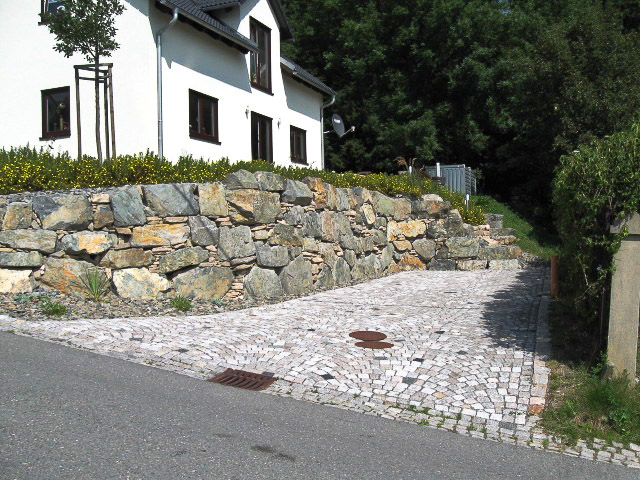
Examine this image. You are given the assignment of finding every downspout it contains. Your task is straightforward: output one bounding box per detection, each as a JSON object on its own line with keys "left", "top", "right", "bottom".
{"left": 156, "top": 7, "right": 179, "bottom": 159}
{"left": 321, "top": 94, "right": 336, "bottom": 170}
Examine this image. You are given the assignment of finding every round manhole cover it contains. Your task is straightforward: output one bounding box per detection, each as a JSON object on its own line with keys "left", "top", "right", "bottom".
{"left": 355, "top": 341, "right": 394, "bottom": 349}
{"left": 349, "top": 331, "right": 387, "bottom": 341}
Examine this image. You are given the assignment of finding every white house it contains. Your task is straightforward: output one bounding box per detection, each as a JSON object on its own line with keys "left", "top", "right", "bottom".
{"left": 0, "top": 0, "right": 336, "bottom": 169}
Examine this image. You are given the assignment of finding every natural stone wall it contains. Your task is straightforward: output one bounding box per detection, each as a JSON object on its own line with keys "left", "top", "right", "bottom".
{"left": 0, "top": 170, "right": 521, "bottom": 299}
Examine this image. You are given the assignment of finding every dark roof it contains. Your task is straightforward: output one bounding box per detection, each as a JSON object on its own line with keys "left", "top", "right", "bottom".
{"left": 157, "top": 0, "right": 258, "bottom": 53}
{"left": 281, "top": 56, "right": 336, "bottom": 97}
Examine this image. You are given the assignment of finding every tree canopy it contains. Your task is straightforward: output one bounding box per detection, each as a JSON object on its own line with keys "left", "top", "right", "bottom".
{"left": 281, "top": 0, "right": 640, "bottom": 226}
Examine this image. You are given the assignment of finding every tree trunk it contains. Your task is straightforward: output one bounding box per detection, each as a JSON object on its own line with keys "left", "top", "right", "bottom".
{"left": 95, "top": 55, "right": 103, "bottom": 163}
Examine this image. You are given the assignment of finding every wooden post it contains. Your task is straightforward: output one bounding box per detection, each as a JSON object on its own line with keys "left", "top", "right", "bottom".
{"left": 75, "top": 66, "right": 82, "bottom": 159}
{"left": 108, "top": 65, "right": 116, "bottom": 159}
{"left": 103, "top": 69, "right": 110, "bottom": 161}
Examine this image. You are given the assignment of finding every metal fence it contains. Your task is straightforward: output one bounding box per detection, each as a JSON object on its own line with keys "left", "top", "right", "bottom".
{"left": 425, "top": 164, "right": 477, "bottom": 196}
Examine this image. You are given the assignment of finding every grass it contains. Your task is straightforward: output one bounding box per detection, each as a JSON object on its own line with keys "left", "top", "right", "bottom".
{"left": 474, "top": 195, "right": 560, "bottom": 259}
{"left": 79, "top": 267, "right": 110, "bottom": 302}
{"left": 170, "top": 296, "right": 192, "bottom": 312}
{"left": 41, "top": 300, "right": 67, "bottom": 317}
{"left": 539, "top": 301, "right": 640, "bottom": 446}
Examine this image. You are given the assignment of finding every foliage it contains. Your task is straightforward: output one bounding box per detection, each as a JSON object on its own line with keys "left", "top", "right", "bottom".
{"left": 281, "top": 0, "right": 640, "bottom": 227}
{"left": 79, "top": 267, "right": 110, "bottom": 302}
{"left": 0, "top": 146, "right": 486, "bottom": 224}
{"left": 552, "top": 118, "right": 640, "bottom": 335}
{"left": 41, "top": 300, "right": 68, "bottom": 317}
{"left": 474, "top": 196, "right": 559, "bottom": 259}
{"left": 170, "top": 296, "right": 192, "bottom": 313}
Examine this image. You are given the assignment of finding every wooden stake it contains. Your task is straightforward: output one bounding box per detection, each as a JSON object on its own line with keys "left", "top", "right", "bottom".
{"left": 75, "top": 67, "right": 82, "bottom": 159}
{"left": 108, "top": 65, "right": 116, "bottom": 158}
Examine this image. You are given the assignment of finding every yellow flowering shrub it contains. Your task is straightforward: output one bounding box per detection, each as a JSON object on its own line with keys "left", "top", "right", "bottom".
{"left": 0, "top": 146, "right": 485, "bottom": 225}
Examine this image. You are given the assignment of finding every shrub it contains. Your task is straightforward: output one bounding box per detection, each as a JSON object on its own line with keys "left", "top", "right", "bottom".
{"left": 0, "top": 146, "right": 485, "bottom": 224}
{"left": 170, "top": 296, "right": 192, "bottom": 312}
{"left": 552, "top": 118, "right": 640, "bottom": 337}
{"left": 41, "top": 300, "right": 67, "bottom": 317}
{"left": 79, "top": 267, "right": 110, "bottom": 302}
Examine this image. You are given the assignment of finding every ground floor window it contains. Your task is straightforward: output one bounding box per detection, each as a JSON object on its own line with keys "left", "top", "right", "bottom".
{"left": 189, "top": 89, "right": 219, "bottom": 143}
{"left": 251, "top": 112, "right": 272, "bottom": 162}
{"left": 41, "top": 86, "right": 70, "bottom": 139}
{"left": 290, "top": 126, "right": 307, "bottom": 164}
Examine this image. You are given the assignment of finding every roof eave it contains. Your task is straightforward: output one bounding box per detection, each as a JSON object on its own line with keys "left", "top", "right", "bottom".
{"left": 157, "top": 0, "right": 259, "bottom": 54}
{"left": 280, "top": 58, "right": 336, "bottom": 97}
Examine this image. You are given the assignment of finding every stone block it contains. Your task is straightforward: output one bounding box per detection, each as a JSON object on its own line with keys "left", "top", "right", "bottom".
{"left": 100, "top": 248, "right": 153, "bottom": 269}
{"left": 336, "top": 188, "right": 351, "bottom": 211}
{"left": 359, "top": 203, "right": 376, "bottom": 226}
{"left": 282, "top": 179, "right": 313, "bottom": 206}
{"left": 371, "top": 191, "right": 395, "bottom": 217}
{"left": 389, "top": 253, "right": 425, "bottom": 273}
{"left": 131, "top": 224, "right": 190, "bottom": 247}
{"left": 315, "top": 264, "right": 335, "bottom": 290}
{"left": 0, "top": 269, "right": 34, "bottom": 293}
{"left": 111, "top": 186, "right": 146, "bottom": 227}
{"left": 93, "top": 205, "right": 114, "bottom": 229}
{"left": 2, "top": 202, "right": 32, "bottom": 230}
{"left": 279, "top": 255, "right": 313, "bottom": 294}
{"left": 0, "top": 251, "right": 43, "bottom": 268}
{"left": 412, "top": 194, "right": 449, "bottom": 216}
{"left": 387, "top": 220, "right": 427, "bottom": 241}
{"left": 413, "top": 238, "right": 436, "bottom": 262}
{"left": 218, "top": 226, "right": 256, "bottom": 260}
{"left": 256, "top": 171, "right": 286, "bottom": 192}
{"left": 457, "top": 260, "right": 488, "bottom": 271}
{"left": 351, "top": 254, "right": 381, "bottom": 281}
{"left": 223, "top": 170, "right": 259, "bottom": 190}
{"left": 302, "top": 211, "right": 322, "bottom": 238}
{"left": 158, "top": 247, "right": 209, "bottom": 273}
{"left": 256, "top": 244, "right": 289, "bottom": 268}
{"left": 488, "top": 259, "right": 520, "bottom": 270}
{"left": 269, "top": 224, "right": 303, "bottom": 247}
{"left": 112, "top": 268, "right": 171, "bottom": 300}
{"left": 446, "top": 237, "right": 480, "bottom": 258}
{"left": 189, "top": 216, "right": 219, "bottom": 246}
{"left": 173, "top": 266, "right": 233, "bottom": 300}
{"left": 61, "top": 231, "right": 117, "bottom": 255}
{"left": 0, "top": 229, "right": 58, "bottom": 254}
{"left": 244, "top": 266, "right": 284, "bottom": 299}
{"left": 33, "top": 194, "right": 92, "bottom": 230}
{"left": 332, "top": 257, "right": 352, "bottom": 286}
{"left": 284, "top": 205, "right": 305, "bottom": 226}
{"left": 428, "top": 258, "right": 456, "bottom": 271}
{"left": 479, "top": 245, "right": 522, "bottom": 260}
{"left": 40, "top": 257, "right": 97, "bottom": 296}
{"left": 142, "top": 183, "right": 198, "bottom": 217}
{"left": 302, "top": 177, "right": 328, "bottom": 207}
{"left": 199, "top": 183, "right": 229, "bottom": 216}
{"left": 226, "top": 189, "right": 281, "bottom": 224}
{"left": 393, "top": 198, "right": 412, "bottom": 220}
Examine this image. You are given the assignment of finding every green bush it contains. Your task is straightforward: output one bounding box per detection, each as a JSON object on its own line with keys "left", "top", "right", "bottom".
{"left": 0, "top": 146, "right": 485, "bottom": 224}
{"left": 170, "top": 296, "right": 192, "bottom": 312}
{"left": 552, "top": 118, "right": 640, "bottom": 335}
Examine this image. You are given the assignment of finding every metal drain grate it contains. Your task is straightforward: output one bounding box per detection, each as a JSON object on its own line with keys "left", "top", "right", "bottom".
{"left": 207, "top": 369, "right": 276, "bottom": 391}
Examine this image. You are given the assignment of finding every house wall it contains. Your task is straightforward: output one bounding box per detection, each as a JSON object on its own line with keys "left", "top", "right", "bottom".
{"left": 0, "top": 0, "right": 325, "bottom": 169}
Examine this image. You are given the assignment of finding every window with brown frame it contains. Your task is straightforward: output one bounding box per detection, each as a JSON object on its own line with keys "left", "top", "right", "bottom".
{"left": 290, "top": 126, "right": 307, "bottom": 165}
{"left": 249, "top": 18, "right": 271, "bottom": 93}
{"left": 251, "top": 112, "right": 273, "bottom": 163}
{"left": 189, "top": 89, "right": 219, "bottom": 143}
{"left": 41, "top": 87, "right": 71, "bottom": 139}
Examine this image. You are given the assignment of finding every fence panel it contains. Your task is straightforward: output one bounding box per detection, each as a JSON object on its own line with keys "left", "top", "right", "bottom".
{"left": 426, "top": 164, "right": 476, "bottom": 196}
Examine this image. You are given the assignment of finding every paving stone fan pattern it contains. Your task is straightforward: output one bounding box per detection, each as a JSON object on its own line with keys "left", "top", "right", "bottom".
{"left": 0, "top": 169, "right": 521, "bottom": 301}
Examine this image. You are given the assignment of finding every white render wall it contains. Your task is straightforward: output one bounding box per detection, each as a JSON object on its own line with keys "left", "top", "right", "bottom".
{"left": 0, "top": 0, "right": 325, "bottom": 169}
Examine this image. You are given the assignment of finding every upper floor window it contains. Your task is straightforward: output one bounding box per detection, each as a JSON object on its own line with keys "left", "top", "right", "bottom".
{"left": 290, "top": 126, "right": 307, "bottom": 165}
{"left": 189, "top": 89, "right": 219, "bottom": 143}
{"left": 41, "top": 87, "right": 71, "bottom": 139}
{"left": 41, "top": 0, "right": 64, "bottom": 18}
{"left": 250, "top": 18, "right": 271, "bottom": 93}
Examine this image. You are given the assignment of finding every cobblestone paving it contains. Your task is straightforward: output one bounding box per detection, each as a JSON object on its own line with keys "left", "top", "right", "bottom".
{"left": 2, "top": 267, "right": 639, "bottom": 469}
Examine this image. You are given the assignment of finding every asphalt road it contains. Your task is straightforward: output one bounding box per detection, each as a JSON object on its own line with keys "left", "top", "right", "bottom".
{"left": 0, "top": 331, "right": 636, "bottom": 480}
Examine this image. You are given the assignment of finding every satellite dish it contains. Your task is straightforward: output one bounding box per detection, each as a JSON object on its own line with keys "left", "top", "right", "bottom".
{"left": 332, "top": 114, "right": 346, "bottom": 137}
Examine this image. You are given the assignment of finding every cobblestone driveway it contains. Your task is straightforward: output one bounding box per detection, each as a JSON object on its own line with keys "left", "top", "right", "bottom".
{"left": 0, "top": 269, "right": 548, "bottom": 426}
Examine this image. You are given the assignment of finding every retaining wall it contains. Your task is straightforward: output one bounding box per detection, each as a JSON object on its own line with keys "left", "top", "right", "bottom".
{"left": 0, "top": 170, "right": 521, "bottom": 300}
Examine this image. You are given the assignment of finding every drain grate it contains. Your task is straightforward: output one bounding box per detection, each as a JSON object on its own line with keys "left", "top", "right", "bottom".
{"left": 355, "top": 341, "right": 394, "bottom": 349}
{"left": 207, "top": 369, "right": 276, "bottom": 391}
{"left": 349, "top": 331, "right": 387, "bottom": 341}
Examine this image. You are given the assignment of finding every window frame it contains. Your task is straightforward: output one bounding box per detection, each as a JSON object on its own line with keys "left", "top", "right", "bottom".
{"left": 188, "top": 89, "right": 220, "bottom": 144}
{"left": 249, "top": 18, "right": 272, "bottom": 94}
{"left": 251, "top": 112, "right": 273, "bottom": 163}
{"left": 290, "top": 126, "right": 307, "bottom": 165}
{"left": 39, "top": 0, "right": 64, "bottom": 24}
{"left": 41, "top": 86, "right": 71, "bottom": 140}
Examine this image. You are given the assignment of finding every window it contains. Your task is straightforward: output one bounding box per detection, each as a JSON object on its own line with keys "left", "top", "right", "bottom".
{"left": 40, "top": 0, "right": 64, "bottom": 22}
{"left": 249, "top": 19, "right": 271, "bottom": 93}
{"left": 189, "top": 89, "right": 219, "bottom": 143}
{"left": 290, "top": 126, "right": 307, "bottom": 164}
{"left": 41, "top": 87, "right": 70, "bottom": 139}
{"left": 251, "top": 112, "right": 272, "bottom": 162}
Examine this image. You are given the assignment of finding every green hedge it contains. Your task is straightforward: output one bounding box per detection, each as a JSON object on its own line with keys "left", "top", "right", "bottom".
{"left": 0, "top": 146, "right": 485, "bottom": 224}
{"left": 552, "top": 119, "right": 640, "bottom": 334}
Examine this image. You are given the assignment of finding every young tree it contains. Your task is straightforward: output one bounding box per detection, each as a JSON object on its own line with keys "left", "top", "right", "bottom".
{"left": 45, "top": 0, "right": 125, "bottom": 162}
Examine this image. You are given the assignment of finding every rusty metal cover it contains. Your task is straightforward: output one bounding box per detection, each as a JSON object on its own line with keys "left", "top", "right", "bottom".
{"left": 355, "top": 341, "right": 394, "bottom": 349}
{"left": 207, "top": 369, "right": 276, "bottom": 391}
{"left": 349, "top": 331, "right": 387, "bottom": 341}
